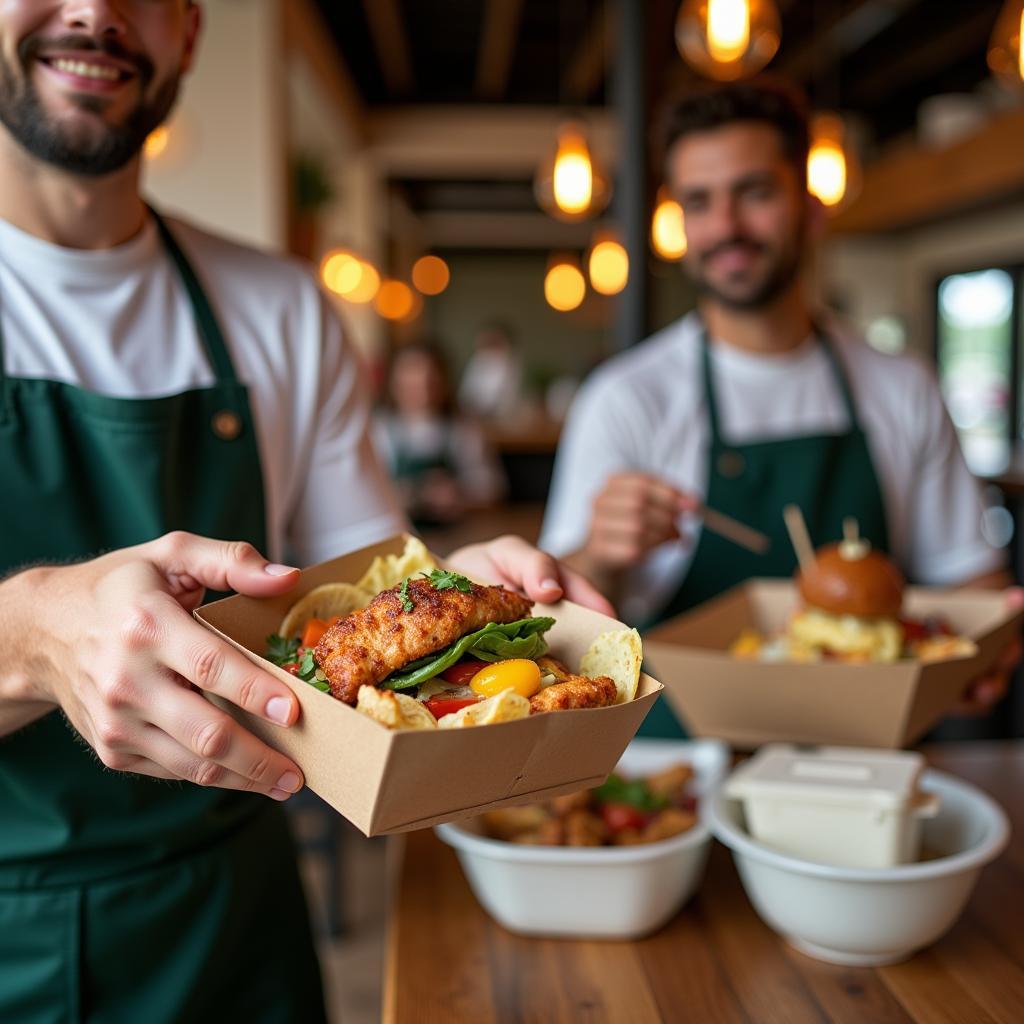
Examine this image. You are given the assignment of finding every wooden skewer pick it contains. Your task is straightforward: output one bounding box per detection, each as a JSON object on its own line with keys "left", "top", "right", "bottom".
{"left": 783, "top": 504, "right": 815, "bottom": 574}
{"left": 843, "top": 517, "right": 859, "bottom": 544}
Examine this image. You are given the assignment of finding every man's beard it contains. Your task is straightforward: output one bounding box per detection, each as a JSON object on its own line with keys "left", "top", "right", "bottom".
{"left": 688, "top": 224, "right": 805, "bottom": 312}
{"left": 0, "top": 33, "right": 178, "bottom": 177}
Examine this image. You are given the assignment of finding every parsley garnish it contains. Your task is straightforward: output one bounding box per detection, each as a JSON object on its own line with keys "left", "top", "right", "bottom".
{"left": 592, "top": 774, "right": 669, "bottom": 812}
{"left": 399, "top": 576, "right": 414, "bottom": 613}
{"left": 426, "top": 568, "right": 474, "bottom": 594}
{"left": 265, "top": 633, "right": 300, "bottom": 667}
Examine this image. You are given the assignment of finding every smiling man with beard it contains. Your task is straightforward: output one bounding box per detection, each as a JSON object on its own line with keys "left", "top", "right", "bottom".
{"left": 541, "top": 79, "right": 1018, "bottom": 737}
{"left": 0, "top": 3, "right": 612, "bottom": 1020}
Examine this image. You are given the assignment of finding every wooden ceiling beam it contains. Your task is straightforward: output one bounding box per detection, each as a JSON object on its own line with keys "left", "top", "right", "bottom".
{"left": 831, "top": 106, "right": 1024, "bottom": 234}
{"left": 777, "top": 0, "right": 918, "bottom": 83}
{"left": 282, "top": 0, "right": 368, "bottom": 146}
{"left": 475, "top": 0, "right": 525, "bottom": 100}
{"left": 360, "top": 0, "right": 416, "bottom": 96}
{"left": 562, "top": 2, "right": 613, "bottom": 102}
{"left": 369, "top": 106, "right": 617, "bottom": 178}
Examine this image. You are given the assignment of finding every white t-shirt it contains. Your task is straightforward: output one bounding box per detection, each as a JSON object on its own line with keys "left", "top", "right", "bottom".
{"left": 0, "top": 213, "right": 405, "bottom": 566}
{"left": 540, "top": 312, "right": 1005, "bottom": 624}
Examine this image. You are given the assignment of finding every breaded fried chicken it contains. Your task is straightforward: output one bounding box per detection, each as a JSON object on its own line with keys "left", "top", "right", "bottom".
{"left": 529, "top": 673, "right": 617, "bottom": 713}
{"left": 315, "top": 577, "right": 533, "bottom": 704}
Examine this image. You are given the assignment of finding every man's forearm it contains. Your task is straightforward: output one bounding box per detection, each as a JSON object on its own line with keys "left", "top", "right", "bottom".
{"left": 958, "top": 569, "right": 1014, "bottom": 590}
{"left": 0, "top": 569, "right": 58, "bottom": 738}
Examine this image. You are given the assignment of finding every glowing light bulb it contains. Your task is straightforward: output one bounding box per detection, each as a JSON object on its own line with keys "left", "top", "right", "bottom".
{"left": 807, "top": 139, "right": 847, "bottom": 207}
{"left": 707, "top": 0, "right": 750, "bottom": 63}
{"left": 320, "top": 249, "right": 359, "bottom": 294}
{"left": 411, "top": 255, "right": 450, "bottom": 295}
{"left": 144, "top": 125, "right": 169, "bottom": 159}
{"left": 346, "top": 261, "right": 381, "bottom": 304}
{"left": 374, "top": 280, "right": 416, "bottom": 320}
{"left": 587, "top": 236, "right": 629, "bottom": 296}
{"left": 553, "top": 131, "right": 593, "bottom": 216}
{"left": 544, "top": 257, "right": 586, "bottom": 312}
{"left": 987, "top": 0, "right": 1024, "bottom": 89}
{"left": 651, "top": 189, "right": 687, "bottom": 261}
{"left": 806, "top": 114, "right": 859, "bottom": 210}
{"left": 675, "top": 0, "right": 780, "bottom": 81}
{"left": 534, "top": 121, "right": 610, "bottom": 222}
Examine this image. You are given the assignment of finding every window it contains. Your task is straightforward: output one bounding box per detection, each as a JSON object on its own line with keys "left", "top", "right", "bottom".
{"left": 936, "top": 266, "right": 1022, "bottom": 476}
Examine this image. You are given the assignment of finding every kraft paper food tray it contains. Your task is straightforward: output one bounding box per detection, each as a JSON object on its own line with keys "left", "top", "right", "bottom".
{"left": 195, "top": 535, "right": 661, "bottom": 836}
{"left": 643, "top": 578, "right": 1023, "bottom": 749}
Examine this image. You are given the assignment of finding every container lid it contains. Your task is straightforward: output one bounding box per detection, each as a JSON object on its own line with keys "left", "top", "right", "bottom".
{"left": 724, "top": 744, "right": 927, "bottom": 811}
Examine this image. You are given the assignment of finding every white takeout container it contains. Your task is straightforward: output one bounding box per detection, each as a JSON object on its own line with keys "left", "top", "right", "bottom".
{"left": 434, "top": 738, "right": 729, "bottom": 939}
{"left": 725, "top": 745, "right": 940, "bottom": 868}
{"left": 708, "top": 768, "right": 1009, "bottom": 966}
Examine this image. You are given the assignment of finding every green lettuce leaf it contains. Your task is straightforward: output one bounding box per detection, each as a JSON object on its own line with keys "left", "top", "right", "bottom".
{"left": 380, "top": 616, "right": 555, "bottom": 691}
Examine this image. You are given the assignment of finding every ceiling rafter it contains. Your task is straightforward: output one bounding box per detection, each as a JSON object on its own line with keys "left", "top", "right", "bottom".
{"left": 476, "top": 0, "right": 526, "bottom": 100}
{"left": 360, "top": 0, "right": 416, "bottom": 96}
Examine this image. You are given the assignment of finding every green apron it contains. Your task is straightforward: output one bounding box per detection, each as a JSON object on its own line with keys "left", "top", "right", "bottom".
{"left": 641, "top": 323, "right": 891, "bottom": 738}
{"left": 0, "top": 212, "right": 326, "bottom": 1023}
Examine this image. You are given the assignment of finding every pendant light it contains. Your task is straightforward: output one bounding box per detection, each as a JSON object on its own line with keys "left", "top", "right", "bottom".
{"left": 535, "top": 122, "right": 611, "bottom": 222}
{"left": 675, "top": 0, "right": 781, "bottom": 81}
{"left": 411, "top": 255, "right": 450, "bottom": 296}
{"left": 650, "top": 188, "right": 688, "bottom": 261}
{"left": 806, "top": 113, "right": 860, "bottom": 211}
{"left": 988, "top": 0, "right": 1024, "bottom": 90}
{"left": 587, "top": 231, "right": 629, "bottom": 296}
{"left": 544, "top": 255, "right": 586, "bottom": 312}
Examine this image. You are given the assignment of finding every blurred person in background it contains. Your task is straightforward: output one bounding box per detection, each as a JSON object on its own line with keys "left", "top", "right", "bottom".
{"left": 376, "top": 341, "right": 505, "bottom": 528}
{"left": 457, "top": 318, "right": 524, "bottom": 420}
{"left": 541, "top": 78, "right": 1020, "bottom": 738}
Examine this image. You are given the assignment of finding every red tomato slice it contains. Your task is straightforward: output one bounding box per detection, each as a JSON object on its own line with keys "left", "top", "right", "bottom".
{"left": 281, "top": 662, "right": 301, "bottom": 676}
{"left": 441, "top": 661, "right": 490, "bottom": 686}
{"left": 600, "top": 802, "right": 647, "bottom": 833}
{"left": 424, "top": 696, "right": 481, "bottom": 720}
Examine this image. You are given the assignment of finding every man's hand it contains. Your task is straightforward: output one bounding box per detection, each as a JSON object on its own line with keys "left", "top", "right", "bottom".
{"left": 951, "top": 587, "right": 1024, "bottom": 716}
{"left": 581, "top": 472, "right": 698, "bottom": 569}
{"left": 448, "top": 534, "right": 616, "bottom": 616}
{"left": 4, "top": 531, "right": 306, "bottom": 800}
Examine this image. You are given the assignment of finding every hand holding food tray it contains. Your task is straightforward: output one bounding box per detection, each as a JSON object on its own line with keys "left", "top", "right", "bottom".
{"left": 194, "top": 535, "right": 662, "bottom": 835}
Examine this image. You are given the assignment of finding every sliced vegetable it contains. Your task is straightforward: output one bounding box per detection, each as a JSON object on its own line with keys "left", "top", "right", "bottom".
{"left": 470, "top": 659, "right": 542, "bottom": 698}
{"left": 600, "top": 802, "right": 648, "bottom": 833}
{"left": 424, "top": 696, "right": 481, "bottom": 720}
{"left": 441, "top": 660, "right": 490, "bottom": 685}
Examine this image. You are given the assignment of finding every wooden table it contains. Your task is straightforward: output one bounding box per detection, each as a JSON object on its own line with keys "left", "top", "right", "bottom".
{"left": 383, "top": 742, "right": 1024, "bottom": 1023}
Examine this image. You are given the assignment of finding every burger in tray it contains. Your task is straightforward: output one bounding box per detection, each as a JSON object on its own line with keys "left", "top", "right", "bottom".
{"left": 732, "top": 529, "right": 977, "bottom": 665}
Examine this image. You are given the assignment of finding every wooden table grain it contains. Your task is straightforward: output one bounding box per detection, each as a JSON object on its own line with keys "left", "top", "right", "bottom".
{"left": 383, "top": 742, "right": 1024, "bottom": 1023}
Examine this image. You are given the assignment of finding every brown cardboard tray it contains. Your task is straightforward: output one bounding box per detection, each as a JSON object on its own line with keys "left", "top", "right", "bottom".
{"left": 196, "top": 536, "right": 661, "bottom": 834}
{"left": 643, "top": 578, "right": 1022, "bottom": 749}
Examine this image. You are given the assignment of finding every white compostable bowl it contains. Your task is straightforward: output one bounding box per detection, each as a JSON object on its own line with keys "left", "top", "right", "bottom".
{"left": 435, "top": 738, "right": 729, "bottom": 939}
{"left": 707, "top": 768, "right": 1010, "bottom": 966}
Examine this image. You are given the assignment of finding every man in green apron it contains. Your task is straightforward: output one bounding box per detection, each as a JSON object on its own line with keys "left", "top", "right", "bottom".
{"left": 542, "top": 79, "right": 1019, "bottom": 737}
{"left": 0, "top": 4, "right": 611, "bottom": 1021}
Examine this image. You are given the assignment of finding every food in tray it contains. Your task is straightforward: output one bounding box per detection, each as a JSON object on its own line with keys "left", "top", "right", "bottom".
{"left": 731, "top": 534, "right": 977, "bottom": 664}
{"left": 263, "top": 537, "right": 642, "bottom": 730}
{"left": 481, "top": 762, "right": 698, "bottom": 847}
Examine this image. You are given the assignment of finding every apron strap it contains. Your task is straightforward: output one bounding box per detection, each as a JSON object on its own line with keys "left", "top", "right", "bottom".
{"left": 149, "top": 208, "right": 239, "bottom": 386}
{"left": 700, "top": 318, "right": 863, "bottom": 444}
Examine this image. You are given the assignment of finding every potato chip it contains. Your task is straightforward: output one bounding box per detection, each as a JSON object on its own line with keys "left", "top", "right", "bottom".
{"left": 354, "top": 536, "right": 437, "bottom": 598}
{"left": 579, "top": 628, "right": 642, "bottom": 705}
{"left": 437, "top": 689, "right": 530, "bottom": 728}
{"left": 278, "top": 582, "right": 368, "bottom": 640}
{"left": 356, "top": 685, "right": 437, "bottom": 731}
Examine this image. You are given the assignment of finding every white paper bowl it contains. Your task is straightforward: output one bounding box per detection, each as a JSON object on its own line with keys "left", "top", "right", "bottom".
{"left": 435, "top": 738, "right": 729, "bottom": 939}
{"left": 707, "top": 768, "right": 1010, "bottom": 965}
